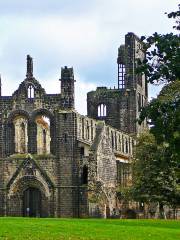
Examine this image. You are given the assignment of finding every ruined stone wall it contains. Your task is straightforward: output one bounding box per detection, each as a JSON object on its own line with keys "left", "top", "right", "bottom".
{"left": 87, "top": 87, "right": 121, "bottom": 130}
{"left": 87, "top": 33, "right": 148, "bottom": 135}
{"left": 88, "top": 121, "right": 133, "bottom": 217}
{"left": 0, "top": 55, "right": 135, "bottom": 218}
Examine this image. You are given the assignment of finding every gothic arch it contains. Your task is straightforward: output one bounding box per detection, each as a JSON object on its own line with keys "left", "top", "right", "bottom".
{"left": 31, "top": 109, "right": 55, "bottom": 154}
{"left": 31, "top": 109, "right": 55, "bottom": 123}
{"left": 7, "top": 110, "right": 30, "bottom": 124}
{"left": 7, "top": 176, "right": 53, "bottom": 217}
{"left": 6, "top": 110, "right": 30, "bottom": 155}
{"left": 8, "top": 176, "right": 50, "bottom": 198}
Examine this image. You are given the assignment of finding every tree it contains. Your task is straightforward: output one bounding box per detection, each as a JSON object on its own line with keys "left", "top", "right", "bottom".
{"left": 132, "top": 132, "right": 179, "bottom": 218}
{"left": 132, "top": 4, "right": 180, "bottom": 219}
{"left": 137, "top": 4, "right": 180, "bottom": 84}
{"left": 139, "top": 81, "right": 180, "bottom": 160}
{"left": 138, "top": 4, "right": 180, "bottom": 169}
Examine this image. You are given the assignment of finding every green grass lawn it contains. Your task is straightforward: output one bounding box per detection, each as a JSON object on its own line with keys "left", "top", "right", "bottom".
{"left": 0, "top": 218, "right": 179, "bottom": 240}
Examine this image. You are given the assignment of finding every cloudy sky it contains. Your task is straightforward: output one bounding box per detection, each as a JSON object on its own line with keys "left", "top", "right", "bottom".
{"left": 0, "top": 0, "right": 178, "bottom": 114}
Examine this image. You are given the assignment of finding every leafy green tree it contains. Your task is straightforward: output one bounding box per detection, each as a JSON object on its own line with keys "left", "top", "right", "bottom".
{"left": 132, "top": 132, "right": 179, "bottom": 218}
{"left": 139, "top": 81, "right": 180, "bottom": 159}
{"left": 132, "top": 4, "right": 180, "bottom": 219}
{"left": 137, "top": 4, "right": 180, "bottom": 83}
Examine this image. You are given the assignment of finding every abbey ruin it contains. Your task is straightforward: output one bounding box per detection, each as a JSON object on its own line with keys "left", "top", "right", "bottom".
{"left": 0, "top": 32, "right": 148, "bottom": 218}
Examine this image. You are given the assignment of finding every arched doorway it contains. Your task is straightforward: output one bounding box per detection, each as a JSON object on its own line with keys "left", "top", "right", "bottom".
{"left": 23, "top": 187, "right": 41, "bottom": 217}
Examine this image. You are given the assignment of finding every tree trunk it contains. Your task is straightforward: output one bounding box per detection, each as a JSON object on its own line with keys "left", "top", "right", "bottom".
{"left": 159, "top": 203, "right": 166, "bottom": 219}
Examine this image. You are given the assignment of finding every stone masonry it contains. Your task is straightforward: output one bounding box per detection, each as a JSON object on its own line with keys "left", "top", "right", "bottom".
{"left": 0, "top": 33, "right": 146, "bottom": 218}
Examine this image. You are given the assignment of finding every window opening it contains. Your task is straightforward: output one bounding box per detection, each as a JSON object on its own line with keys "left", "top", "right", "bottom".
{"left": 13, "top": 117, "right": 28, "bottom": 154}
{"left": 98, "top": 104, "right": 107, "bottom": 117}
{"left": 28, "top": 85, "right": 34, "bottom": 99}
{"left": 43, "top": 129, "right": 46, "bottom": 153}
{"left": 91, "top": 120, "right": 94, "bottom": 140}
{"left": 64, "top": 113, "right": 67, "bottom": 121}
{"left": 125, "top": 139, "right": 128, "bottom": 153}
{"left": 111, "top": 131, "right": 114, "bottom": 148}
{"left": 80, "top": 147, "right": 84, "bottom": 156}
{"left": 87, "top": 122, "right": 90, "bottom": 140}
{"left": 138, "top": 93, "right": 141, "bottom": 112}
{"left": 82, "top": 118, "right": 84, "bottom": 139}
{"left": 64, "top": 133, "right": 68, "bottom": 143}
{"left": 36, "top": 115, "right": 50, "bottom": 154}
{"left": 118, "top": 64, "right": 125, "bottom": 89}
{"left": 20, "top": 122, "right": 26, "bottom": 153}
{"left": 82, "top": 165, "right": 88, "bottom": 184}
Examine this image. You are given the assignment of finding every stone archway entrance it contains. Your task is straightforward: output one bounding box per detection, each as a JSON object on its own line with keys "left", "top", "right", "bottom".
{"left": 23, "top": 187, "right": 41, "bottom": 217}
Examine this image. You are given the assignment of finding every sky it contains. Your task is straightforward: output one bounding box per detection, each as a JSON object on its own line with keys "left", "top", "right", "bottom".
{"left": 0, "top": 0, "right": 178, "bottom": 114}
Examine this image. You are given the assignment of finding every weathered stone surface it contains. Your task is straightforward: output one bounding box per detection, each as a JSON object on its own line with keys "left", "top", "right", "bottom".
{"left": 87, "top": 33, "right": 148, "bottom": 135}
{"left": 0, "top": 33, "right": 146, "bottom": 218}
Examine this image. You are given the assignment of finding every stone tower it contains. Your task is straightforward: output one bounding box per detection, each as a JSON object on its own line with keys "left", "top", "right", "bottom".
{"left": 87, "top": 32, "right": 148, "bottom": 135}
{"left": 60, "top": 66, "right": 75, "bottom": 108}
{"left": 0, "top": 56, "right": 79, "bottom": 217}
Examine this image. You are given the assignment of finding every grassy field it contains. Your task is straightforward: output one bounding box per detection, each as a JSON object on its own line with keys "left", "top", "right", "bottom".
{"left": 0, "top": 218, "right": 179, "bottom": 240}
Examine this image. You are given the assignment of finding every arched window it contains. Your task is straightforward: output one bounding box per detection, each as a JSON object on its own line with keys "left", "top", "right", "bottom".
{"left": 13, "top": 116, "right": 28, "bottom": 153}
{"left": 98, "top": 104, "right": 107, "bottom": 117}
{"left": 36, "top": 115, "right": 50, "bottom": 154}
{"left": 28, "top": 85, "right": 34, "bottom": 99}
{"left": 82, "top": 165, "right": 88, "bottom": 184}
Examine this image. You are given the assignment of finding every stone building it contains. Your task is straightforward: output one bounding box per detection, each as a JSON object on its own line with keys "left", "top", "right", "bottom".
{"left": 0, "top": 32, "right": 147, "bottom": 218}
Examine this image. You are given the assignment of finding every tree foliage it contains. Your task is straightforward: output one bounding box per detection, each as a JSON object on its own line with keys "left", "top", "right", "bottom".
{"left": 137, "top": 5, "right": 180, "bottom": 84}
{"left": 138, "top": 4, "right": 180, "bottom": 161}
{"left": 139, "top": 81, "right": 180, "bottom": 159}
{"left": 131, "top": 132, "right": 179, "bottom": 217}
{"left": 132, "top": 5, "right": 180, "bottom": 217}
{"left": 166, "top": 4, "right": 180, "bottom": 31}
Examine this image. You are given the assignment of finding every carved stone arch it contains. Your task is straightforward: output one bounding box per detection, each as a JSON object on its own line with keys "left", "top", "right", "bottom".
{"left": 6, "top": 110, "right": 30, "bottom": 155}
{"left": 24, "top": 80, "right": 37, "bottom": 90}
{"left": 6, "top": 156, "right": 55, "bottom": 191}
{"left": 31, "top": 109, "right": 55, "bottom": 155}
{"left": 12, "top": 78, "right": 46, "bottom": 99}
{"left": 8, "top": 176, "right": 50, "bottom": 198}
{"left": 7, "top": 109, "right": 30, "bottom": 123}
{"left": 7, "top": 176, "right": 52, "bottom": 217}
{"left": 31, "top": 108, "right": 55, "bottom": 123}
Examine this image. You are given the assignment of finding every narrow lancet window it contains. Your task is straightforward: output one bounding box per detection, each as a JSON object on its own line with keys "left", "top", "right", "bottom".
{"left": 98, "top": 104, "right": 107, "bottom": 117}
{"left": 28, "top": 85, "right": 34, "bottom": 99}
